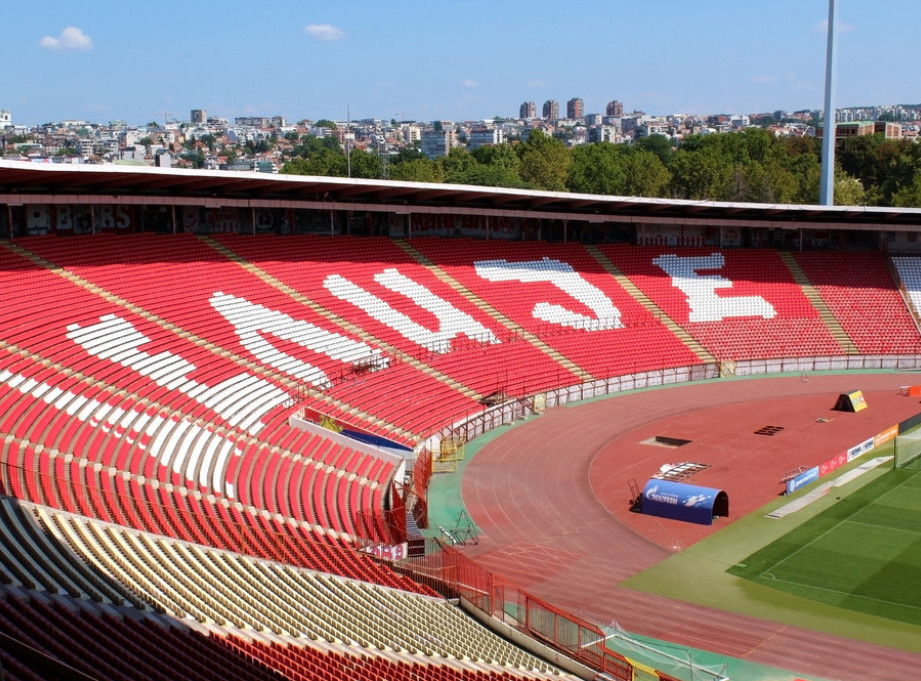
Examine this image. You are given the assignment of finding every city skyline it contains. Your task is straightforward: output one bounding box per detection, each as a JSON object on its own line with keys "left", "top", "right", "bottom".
{"left": 5, "top": 0, "right": 921, "bottom": 127}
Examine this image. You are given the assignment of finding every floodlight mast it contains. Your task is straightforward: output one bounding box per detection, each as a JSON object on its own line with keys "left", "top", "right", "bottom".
{"left": 819, "top": 0, "right": 839, "bottom": 205}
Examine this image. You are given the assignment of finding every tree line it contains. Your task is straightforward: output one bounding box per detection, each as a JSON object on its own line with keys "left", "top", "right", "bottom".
{"left": 281, "top": 128, "right": 921, "bottom": 208}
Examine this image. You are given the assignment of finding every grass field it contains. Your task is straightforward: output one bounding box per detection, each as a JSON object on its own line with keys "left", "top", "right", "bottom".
{"left": 728, "top": 466, "right": 921, "bottom": 626}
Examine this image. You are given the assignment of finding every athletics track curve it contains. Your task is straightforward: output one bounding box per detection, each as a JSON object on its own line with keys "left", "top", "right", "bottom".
{"left": 456, "top": 372, "right": 921, "bottom": 681}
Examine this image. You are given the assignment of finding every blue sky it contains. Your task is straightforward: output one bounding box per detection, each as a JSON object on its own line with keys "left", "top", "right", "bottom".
{"left": 5, "top": 1, "right": 920, "bottom": 126}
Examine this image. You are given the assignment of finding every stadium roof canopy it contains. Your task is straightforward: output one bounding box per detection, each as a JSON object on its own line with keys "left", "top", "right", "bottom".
{"left": 2, "top": 160, "right": 921, "bottom": 231}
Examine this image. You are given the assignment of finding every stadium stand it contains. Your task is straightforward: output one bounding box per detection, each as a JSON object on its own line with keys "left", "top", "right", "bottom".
{"left": 0, "top": 498, "right": 574, "bottom": 681}
{"left": 891, "top": 257, "right": 921, "bottom": 328}
{"left": 410, "top": 239, "right": 705, "bottom": 380}
{"left": 1, "top": 227, "right": 921, "bottom": 680}
{"left": 601, "top": 245, "right": 849, "bottom": 360}
{"left": 794, "top": 251, "right": 921, "bottom": 355}
{"left": 214, "top": 234, "right": 571, "bottom": 403}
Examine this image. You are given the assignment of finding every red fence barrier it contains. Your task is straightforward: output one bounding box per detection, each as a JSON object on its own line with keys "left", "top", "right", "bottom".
{"left": 397, "top": 541, "right": 683, "bottom": 680}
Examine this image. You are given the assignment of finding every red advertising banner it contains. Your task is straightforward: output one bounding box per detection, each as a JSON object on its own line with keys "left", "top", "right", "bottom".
{"left": 819, "top": 452, "right": 848, "bottom": 477}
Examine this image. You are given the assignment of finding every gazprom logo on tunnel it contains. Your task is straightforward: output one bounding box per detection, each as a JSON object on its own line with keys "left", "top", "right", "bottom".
{"left": 645, "top": 485, "right": 680, "bottom": 505}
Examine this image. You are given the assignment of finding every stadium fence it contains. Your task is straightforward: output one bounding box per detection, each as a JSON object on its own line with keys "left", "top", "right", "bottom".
{"left": 398, "top": 541, "right": 681, "bottom": 681}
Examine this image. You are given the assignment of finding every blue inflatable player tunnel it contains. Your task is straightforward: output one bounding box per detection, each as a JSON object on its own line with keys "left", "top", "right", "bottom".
{"left": 641, "top": 479, "right": 729, "bottom": 525}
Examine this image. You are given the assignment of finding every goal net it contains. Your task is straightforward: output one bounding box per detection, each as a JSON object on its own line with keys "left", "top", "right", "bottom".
{"left": 894, "top": 433, "right": 921, "bottom": 469}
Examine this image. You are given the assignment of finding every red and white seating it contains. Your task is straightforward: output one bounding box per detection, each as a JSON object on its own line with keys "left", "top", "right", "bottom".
{"left": 602, "top": 246, "right": 845, "bottom": 360}
{"left": 411, "top": 239, "right": 702, "bottom": 379}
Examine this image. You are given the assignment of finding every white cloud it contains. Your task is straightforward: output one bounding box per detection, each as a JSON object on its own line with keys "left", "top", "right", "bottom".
{"left": 304, "top": 23, "right": 345, "bottom": 41}
{"left": 751, "top": 74, "right": 778, "bottom": 84}
{"left": 461, "top": 78, "right": 478, "bottom": 88}
{"left": 39, "top": 26, "right": 93, "bottom": 51}
{"left": 528, "top": 79, "right": 549, "bottom": 88}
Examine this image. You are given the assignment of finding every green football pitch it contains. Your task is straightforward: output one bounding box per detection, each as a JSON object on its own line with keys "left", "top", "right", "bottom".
{"left": 728, "top": 466, "right": 921, "bottom": 626}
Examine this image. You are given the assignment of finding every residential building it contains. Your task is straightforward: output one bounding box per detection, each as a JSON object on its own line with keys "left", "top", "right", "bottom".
{"left": 467, "top": 127, "right": 503, "bottom": 150}
{"left": 605, "top": 100, "right": 624, "bottom": 118}
{"left": 519, "top": 101, "right": 537, "bottom": 119}
{"left": 402, "top": 124, "right": 421, "bottom": 145}
{"left": 234, "top": 116, "right": 271, "bottom": 127}
{"left": 420, "top": 126, "right": 456, "bottom": 158}
{"left": 730, "top": 114, "right": 750, "bottom": 129}
{"left": 542, "top": 100, "right": 559, "bottom": 121}
{"left": 816, "top": 121, "right": 875, "bottom": 139}
{"left": 191, "top": 109, "right": 207, "bottom": 125}
{"left": 875, "top": 121, "right": 903, "bottom": 139}
{"left": 566, "top": 98, "right": 584, "bottom": 121}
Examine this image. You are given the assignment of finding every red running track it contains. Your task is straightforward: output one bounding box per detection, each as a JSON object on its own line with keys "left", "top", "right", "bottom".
{"left": 459, "top": 373, "right": 921, "bottom": 681}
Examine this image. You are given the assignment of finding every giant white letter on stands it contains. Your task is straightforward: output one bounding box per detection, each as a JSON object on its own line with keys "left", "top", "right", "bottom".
{"left": 474, "top": 257, "right": 622, "bottom": 331}
{"left": 210, "top": 291, "right": 389, "bottom": 389}
{"left": 67, "top": 313, "right": 287, "bottom": 433}
{"left": 324, "top": 268, "right": 500, "bottom": 353}
{"left": 652, "top": 253, "right": 776, "bottom": 322}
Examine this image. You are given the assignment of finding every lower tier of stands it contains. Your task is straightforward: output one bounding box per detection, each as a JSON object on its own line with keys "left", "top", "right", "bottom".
{"left": 0, "top": 497, "right": 574, "bottom": 681}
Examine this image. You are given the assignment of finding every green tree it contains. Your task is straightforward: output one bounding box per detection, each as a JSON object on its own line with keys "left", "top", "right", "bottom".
{"left": 438, "top": 147, "right": 475, "bottom": 178}
{"left": 518, "top": 130, "right": 571, "bottom": 191}
{"left": 786, "top": 152, "right": 822, "bottom": 203}
{"left": 635, "top": 134, "right": 673, "bottom": 165}
{"left": 762, "top": 160, "right": 801, "bottom": 204}
{"left": 834, "top": 170, "right": 866, "bottom": 206}
{"left": 892, "top": 170, "right": 921, "bottom": 207}
{"left": 347, "top": 148, "right": 382, "bottom": 179}
{"left": 780, "top": 135, "right": 819, "bottom": 159}
{"left": 281, "top": 149, "right": 347, "bottom": 177}
{"left": 568, "top": 143, "right": 625, "bottom": 195}
{"left": 446, "top": 164, "right": 532, "bottom": 188}
{"left": 621, "top": 149, "right": 671, "bottom": 197}
{"left": 878, "top": 141, "right": 921, "bottom": 205}
{"left": 837, "top": 134, "right": 910, "bottom": 203}
{"left": 185, "top": 148, "right": 205, "bottom": 169}
{"left": 741, "top": 127, "right": 772, "bottom": 163}
{"left": 668, "top": 147, "right": 732, "bottom": 200}
{"left": 392, "top": 146, "right": 425, "bottom": 164}
{"left": 389, "top": 158, "right": 443, "bottom": 183}
{"left": 441, "top": 143, "right": 526, "bottom": 188}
